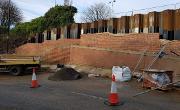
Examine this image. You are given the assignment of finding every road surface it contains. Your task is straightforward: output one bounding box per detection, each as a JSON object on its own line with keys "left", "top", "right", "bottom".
{"left": 0, "top": 70, "right": 180, "bottom": 110}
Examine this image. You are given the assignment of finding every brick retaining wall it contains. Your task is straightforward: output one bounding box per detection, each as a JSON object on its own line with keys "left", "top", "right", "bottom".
{"left": 15, "top": 33, "right": 180, "bottom": 81}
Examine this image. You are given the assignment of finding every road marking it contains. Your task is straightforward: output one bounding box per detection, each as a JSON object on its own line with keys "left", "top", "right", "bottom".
{"left": 71, "top": 92, "right": 107, "bottom": 101}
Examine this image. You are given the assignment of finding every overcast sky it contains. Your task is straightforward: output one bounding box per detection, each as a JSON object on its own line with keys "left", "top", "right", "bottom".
{"left": 13, "top": 0, "right": 180, "bottom": 22}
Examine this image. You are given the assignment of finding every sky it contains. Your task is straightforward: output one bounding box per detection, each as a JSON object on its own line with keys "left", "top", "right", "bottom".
{"left": 12, "top": 0, "right": 180, "bottom": 23}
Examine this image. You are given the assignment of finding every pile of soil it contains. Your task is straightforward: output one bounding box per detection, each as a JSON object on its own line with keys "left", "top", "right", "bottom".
{"left": 48, "top": 68, "right": 82, "bottom": 81}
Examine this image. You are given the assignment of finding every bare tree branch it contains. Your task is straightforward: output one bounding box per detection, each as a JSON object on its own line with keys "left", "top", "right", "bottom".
{"left": 0, "top": 0, "right": 22, "bottom": 27}
{"left": 81, "top": 2, "right": 111, "bottom": 22}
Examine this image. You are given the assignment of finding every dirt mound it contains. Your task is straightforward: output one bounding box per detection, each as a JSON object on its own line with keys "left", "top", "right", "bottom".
{"left": 48, "top": 68, "right": 82, "bottom": 81}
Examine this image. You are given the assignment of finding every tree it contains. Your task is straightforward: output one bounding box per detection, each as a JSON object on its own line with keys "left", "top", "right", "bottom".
{"left": 11, "top": 16, "right": 46, "bottom": 37}
{"left": 11, "top": 5, "right": 77, "bottom": 37}
{"left": 0, "top": 0, "right": 22, "bottom": 34}
{"left": 81, "top": 3, "right": 111, "bottom": 22}
{"left": 44, "top": 5, "right": 77, "bottom": 28}
{"left": 28, "top": 17, "right": 46, "bottom": 33}
{"left": 10, "top": 22, "right": 30, "bottom": 38}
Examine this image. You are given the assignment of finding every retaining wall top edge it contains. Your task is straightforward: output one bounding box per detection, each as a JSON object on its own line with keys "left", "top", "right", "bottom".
{"left": 71, "top": 45, "right": 180, "bottom": 60}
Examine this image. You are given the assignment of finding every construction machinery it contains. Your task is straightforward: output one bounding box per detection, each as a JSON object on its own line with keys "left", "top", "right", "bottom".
{"left": 0, "top": 54, "right": 40, "bottom": 76}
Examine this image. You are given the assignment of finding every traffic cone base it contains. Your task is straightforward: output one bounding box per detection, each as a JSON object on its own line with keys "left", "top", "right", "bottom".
{"left": 108, "top": 93, "right": 119, "bottom": 105}
{"left": 31, "top": 80, "right": 40, "bottom": 88}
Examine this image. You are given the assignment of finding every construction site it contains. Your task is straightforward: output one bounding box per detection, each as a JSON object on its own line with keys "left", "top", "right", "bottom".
{"left": 0, "top": 0, "right": 180, "bottom": 110}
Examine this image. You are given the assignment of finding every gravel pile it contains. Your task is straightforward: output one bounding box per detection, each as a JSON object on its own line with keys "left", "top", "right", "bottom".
{"left": 48, "top": 68, "right": 82, "bottom": 81}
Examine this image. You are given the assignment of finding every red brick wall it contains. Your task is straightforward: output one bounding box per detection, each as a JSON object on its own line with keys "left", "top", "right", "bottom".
{"left": 16, "top": 33, "right": 180, "bottom": 62}
{"left": 15, "top": 33, "right": 180, "bottom": 81}
{"left": 70, "top": 46, "right": 141, "bottom": 69}
{"left": 42, "top": 46, "right": 71, "bottom": 64}
{"left": 70, "top": 46, "right": 180, "bottom": 81}
{"left": 80, "top": 33, "right": 180, "bottom": 55}
{"left": 80, "top": 33, "right": 161, "bottom": 52}
{"left": 15, "top": 39, "right": 80, "bottom": 63}
{"left": 166, "top": 41, "right": 180, "bottom": 55}
{"left": 15, "top": 43, "right": 42, "bottom": 56}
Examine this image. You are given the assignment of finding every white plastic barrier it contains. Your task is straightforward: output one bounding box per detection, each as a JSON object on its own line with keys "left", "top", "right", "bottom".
{"left": 112, "top": 66, "right": 132, "bottom": 82}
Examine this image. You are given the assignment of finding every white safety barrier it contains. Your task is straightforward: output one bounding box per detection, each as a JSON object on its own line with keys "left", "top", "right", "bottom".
{"left": 112, "top": 66, "right": 132, "bottom": 82}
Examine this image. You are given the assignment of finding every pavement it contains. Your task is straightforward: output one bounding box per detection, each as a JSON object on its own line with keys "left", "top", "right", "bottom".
{"left": 0, "top": 70, "right": 180, "bottom": 110}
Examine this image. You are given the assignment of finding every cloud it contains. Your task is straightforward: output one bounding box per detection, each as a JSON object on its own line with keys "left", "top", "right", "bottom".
{"left": 13, "top": 0, "right": 56, "bottom": 21}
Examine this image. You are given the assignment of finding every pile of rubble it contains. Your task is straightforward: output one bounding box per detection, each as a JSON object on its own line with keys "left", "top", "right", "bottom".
{"left": 48, "top": 67, "right": 82, "bottom": 81}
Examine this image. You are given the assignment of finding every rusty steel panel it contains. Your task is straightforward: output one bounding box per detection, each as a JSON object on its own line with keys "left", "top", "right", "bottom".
{"left": 64, "top": 25, "right": 71, "bottom": 39}
{"left": 34, "top": 33, "right": 38, "bottom": 43}
{"left": 82, "top": 23, "right": 90, "bottom": 29}
{"left": 51, "top": 28, "right": 57, "bottom": 33}
{"left": 149, "top": 11, "right": 160, "bottom": 27}
{"left": 175, "top": 9, "right": 180, "bottom": 30}
{"left": 134, "top": 14, "right": 143, "bottom": 28}
{"left": 122, "top": 16, "right": 130, "bottom": 33}
{"left": 61, "top": 25, "right": 71, "bottom": 39}
{"left": 143, "top": 14, "right": 149, "bottom": 28}
{"left": 122, "top": 16, "right": 130, "bottom": 29}
{"left": 90, "top": 21, "right": 98, "bottom": 33}
{"left": 71, "top": 23, "right": 77, "bottom": 29}
{"left": 35, "top": 33, "right": 44, "bottom": 43}
{"left": 56, "top": 28, "right": 61, "bottom": 40}
{"left": 174, "top": 30, "right": 180, "bottom": 40}
{"left": 30, "top": 37, "right": 36, "bottom": 43}
{"left": 174, "top": 9, "right": 180, "bottom": 40}
{"left": 60, "top": 27, "right": 65, "bottom": 39}
{"left": 43, "top": 30, "right": 48, "bottom": 40}
{"left": 50, "top": 28, "right": 57, "bottom": 40}
{"left": 107, "top": 18, "right": 118, "bottom": 33}
{"left": 70, "top": 23, "right": 81, "bottom": 39}
{"left": 143, "top": 14, "right": 149, "bottom": 33}
{"left": 117, "top": 16, "right": 129, "bottom": 33}
{"left": 148, "top": 11, "right": 160, "bottom": 33}
{"left": 117, "top": 17, "right": 122, "bottom": 33}
{"left": 131, "top": 14, "right": 144, "bottom": 33}
{"left": 47, "top": 29, "right": 51, "bottom": 40}
{"left": 98, "top": 20, "right": 108, "bottom": 27}
{"left": 107, "top": 18, "right": 118, "bottom": 28}
{"left": 98, "top": 20, "right": 108, "bottom": 33}
{"left": 90, "top": 21, "right": 98, "bottom": 28}
{"left": 129, "top": 16, "right": 134, "bottom": 33}
{"left": 160, "top": 9, "right": 175, "bottom": 31}
{"left": 159, "top": 10, "right": 175, "bottom": 40}
{"left": 81, "top": 23, "right": 91, "bottom": 34}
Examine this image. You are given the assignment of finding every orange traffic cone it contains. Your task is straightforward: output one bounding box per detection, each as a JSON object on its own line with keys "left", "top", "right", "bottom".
{"left": 30, "top": 68, "right": 40, "bottom": 88}
{"left": 108, "top": 74, "right": 120, "bottom": 106}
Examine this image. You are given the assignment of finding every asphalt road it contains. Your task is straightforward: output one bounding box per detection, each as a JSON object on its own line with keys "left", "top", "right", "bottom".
{"left": 0, "top": 71, "right": 180, "bottom": 110}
